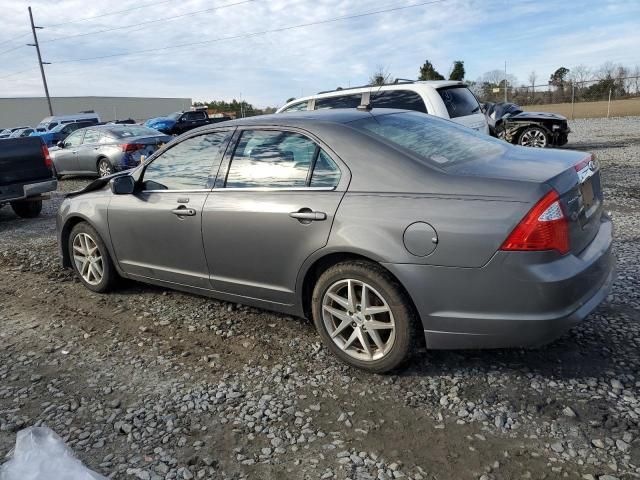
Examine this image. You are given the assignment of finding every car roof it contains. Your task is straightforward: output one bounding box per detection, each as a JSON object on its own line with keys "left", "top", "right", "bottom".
{"left": 210, "top": 108, "right": 410, "bottom": 129}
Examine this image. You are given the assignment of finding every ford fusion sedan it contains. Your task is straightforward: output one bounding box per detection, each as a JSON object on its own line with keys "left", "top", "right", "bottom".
{"left": 49, "top": 125, "right": 171, "bottom": 178}
{"left": 56, "top": 109, "right": 614, "bottom": 372}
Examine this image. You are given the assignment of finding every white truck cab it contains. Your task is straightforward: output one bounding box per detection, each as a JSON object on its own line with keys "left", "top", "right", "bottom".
{"left": 277, "top": 80, "right": 489, "bottom": 134}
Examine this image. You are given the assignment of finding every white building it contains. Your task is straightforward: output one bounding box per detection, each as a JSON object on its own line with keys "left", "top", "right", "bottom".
{"left": 0, "top": 96, "right": 192, "bottom": 129}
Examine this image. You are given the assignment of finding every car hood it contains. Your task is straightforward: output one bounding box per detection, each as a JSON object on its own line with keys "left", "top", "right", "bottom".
{"left": 145, "top": 117, "right": 176, "bottom": 126}
{"left": 510, "top": 111, "right": 567, "bottom": 122}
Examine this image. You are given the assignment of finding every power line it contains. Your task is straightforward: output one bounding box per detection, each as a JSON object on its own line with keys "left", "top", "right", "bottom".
{"left": 0, "top": 44, "right": 27, "bottom": 57}
{"left": 43, "top": 0, "right": 180, "bottom": 28}
{"left": 0, "top": 67, "right": 37, "bottom": 81}
{"left": 50, "top": 0, "right": 446, "bottom": 64}
{"left": 42, "top": 0, "right": 257, "bottom": 44}
{"left": 0, "top": 32, "right": 31, "bottom": 49}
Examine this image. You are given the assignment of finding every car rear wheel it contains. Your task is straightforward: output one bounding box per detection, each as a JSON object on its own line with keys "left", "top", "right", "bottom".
{"left": 97, "top": 159, "right": 114, "bottom": 177}
{"left": 10, "top": 199, "right": 42, "bottom": 218}
{"left": 311, "top": 261, "right": 416, "bottom": 373}
{"left": 68, "top": 222, "right": 117, "bottom": 292}
{"left": 518, "top": 127, "right": 548, "bottom": 148}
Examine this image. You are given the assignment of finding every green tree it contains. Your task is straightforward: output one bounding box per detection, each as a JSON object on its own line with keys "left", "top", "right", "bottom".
{"left": 418, "top": 60, "right": 444, "bottom": 81}
{"left": 449, "top": 60, "right": 465, "bottom": 81}
{"left": 549, "top": 67, "right": 570, "bottom": 90}
{"left": 369, "top": 66, "right": 393, "bottom": 86}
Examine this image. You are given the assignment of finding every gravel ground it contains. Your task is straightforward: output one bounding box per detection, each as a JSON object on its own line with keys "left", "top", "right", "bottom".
{"left": 1, "top": 116, "right": 639, "bottom": 480}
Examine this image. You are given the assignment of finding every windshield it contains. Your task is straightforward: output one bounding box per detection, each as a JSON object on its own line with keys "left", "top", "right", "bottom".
{"left": 168, "top": 112, "right": 182, "bottom": 120}
{"left": 437, "top": 86, "right": 481, "bottom": 118}
{"left": 110, "top": 126, "right": 163, "bottom": 138}
{"left": 350, "top": 111, "right": 507, "bottom": 169}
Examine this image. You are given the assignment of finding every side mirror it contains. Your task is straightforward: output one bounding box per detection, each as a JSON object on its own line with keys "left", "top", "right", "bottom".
{"left": 57, "top": 141, "right": 65, "bottom": 148}
{"left": 110, "top": 175, "right": 135, "bottom": 195}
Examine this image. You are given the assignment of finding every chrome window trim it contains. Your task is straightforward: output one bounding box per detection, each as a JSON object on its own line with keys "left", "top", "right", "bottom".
{"left": 141, "top": 186, "right": 337, "bottom": 193}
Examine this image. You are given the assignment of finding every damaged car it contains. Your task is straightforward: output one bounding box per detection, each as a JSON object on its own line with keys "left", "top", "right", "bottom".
{"left": 484, "top": 102, "right": 570, "bottom": 148}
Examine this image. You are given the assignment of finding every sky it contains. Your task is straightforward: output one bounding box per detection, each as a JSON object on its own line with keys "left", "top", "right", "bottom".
{"left": 0, "top": 0, "right": 638, "bottom": 108}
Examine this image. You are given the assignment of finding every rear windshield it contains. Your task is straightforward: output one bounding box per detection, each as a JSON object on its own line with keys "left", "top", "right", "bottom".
{"left": 110, "top": 126, "right": 162, "bottom": 138}
{"left": 350, "top": 111, "right": 506, "bottom": 169}
{"left": 437, "top": 86, "right": 481, "bottom": 118}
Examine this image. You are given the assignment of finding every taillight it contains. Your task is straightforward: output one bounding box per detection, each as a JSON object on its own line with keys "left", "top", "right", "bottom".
{"left": 500, "top": 190, "right": 569, "bottom": 255}
{"left": 120, "top": 143, "right": 144, "bottom": 152}
{"left": 41, "top": 144, "right": 52, "bottom": 168}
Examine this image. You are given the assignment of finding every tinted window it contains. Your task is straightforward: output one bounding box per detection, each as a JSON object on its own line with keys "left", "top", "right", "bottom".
{"left": 184, "top": 111, "right": 206, "bottom": 121}
{"left": 110, "top": 126, "right": 161, "bottom": 139}
{"left": 310, "top": 150, "right": 341, "bottom": 187}
{"left": 82, "top": 129, "right": 102, "bottom": 144}
{"left": 64, "top": 130, "right": 84, "bottom": 147}
{"left": 351, "top": 112, "right": 506, "bottom": 169}
{"left": 437, "top": 86, "right": 481, "bottom": 118}
{"left": 60, "top": 124, "right": 77, "bottom": 135}
{"left": 315, "top": 94, "right": 361, "bottom": 110}
{"left": 370, "top": 90, "right": 427, "bottom": 113}
{"left": 282, "top": 101, "right": 308, "bottom": 113}
{"left": 142, "top": 132, "right": 228, "bottom": 190}
{"left": 225, "top": 131, "right": 316, "bottom": 188}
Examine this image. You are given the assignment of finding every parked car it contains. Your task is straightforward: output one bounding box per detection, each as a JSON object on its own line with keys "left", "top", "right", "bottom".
{"left": 57, "top": 109, "right": 614, "bottom": 372}
{"left": 277, "top": 80, "right": 489, "bottom": 134}
{"left": 0, "top": 129, "right": 11, "bottom": 139}
{"left": 30, "top": 121, "right": 97, "bottom": 147}
{"left": 48, "top": 125, "right": 171, "bottom": 178}
{"left": 484, "top": 102, "right": 570, "bottom": 147}
{"left": 145, "top": 110, "right": 231, "bottom": 135}
{"left": 36, "top": 112, "right": 101, "bottom": 131}
{"left": 1, "top": 137, "right": 57, "bottom": 218}
{"left": 9, "top": 128, "right": 35, "bottom": 138}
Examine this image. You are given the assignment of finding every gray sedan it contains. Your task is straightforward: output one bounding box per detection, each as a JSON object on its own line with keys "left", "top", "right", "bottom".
{"left": 49, "top": 125, "right": 171, "bottom": 178}
{"left": 56, "top": 109, "right": 615, "bottom": 372}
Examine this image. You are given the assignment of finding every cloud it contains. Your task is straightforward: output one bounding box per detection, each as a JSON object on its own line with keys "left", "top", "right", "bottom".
{"left": 0, "top": 0, "right": 637, "bottom": 106}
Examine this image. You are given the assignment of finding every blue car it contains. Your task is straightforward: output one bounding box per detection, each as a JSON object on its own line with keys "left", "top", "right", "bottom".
{"left": 30, "top": 121, "right": 96, "bottom": 147}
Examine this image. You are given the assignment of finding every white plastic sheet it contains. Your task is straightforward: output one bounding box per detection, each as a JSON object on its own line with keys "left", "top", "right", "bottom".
{"left": 0, "top": 427, "right": 107, "bottom": 480}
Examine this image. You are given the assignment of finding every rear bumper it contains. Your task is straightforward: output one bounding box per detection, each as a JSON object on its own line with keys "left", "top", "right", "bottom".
{"left": 0, "top": 178, "right": 57, "bottom": 203}
{"left": 384, "top": 216, "right": 615, "bottom": 349}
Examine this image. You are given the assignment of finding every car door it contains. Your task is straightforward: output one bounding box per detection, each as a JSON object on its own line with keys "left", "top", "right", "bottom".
{"left": 53, "top": 129, "right": 84, "bottom": 173}
{"left": 108, "top": 129, "right": 233, "bottom": 289}
{"left": 202, "top": 128, "right": 349, "bottom": 305}
{"left": 75, "top": 128, "right": 102, "bottom": 174}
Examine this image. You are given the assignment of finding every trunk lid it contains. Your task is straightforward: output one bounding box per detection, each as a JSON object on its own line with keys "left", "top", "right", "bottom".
{"left": 448, "top": 146, "right": 603, "bottom": 256}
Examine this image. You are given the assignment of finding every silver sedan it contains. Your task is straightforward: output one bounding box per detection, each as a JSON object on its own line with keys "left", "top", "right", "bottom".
{"left": 49, "top": 125, "right": 171, "bottom": 178}
{"left": 56, "top": 109, "right": 614, "bottom": 372}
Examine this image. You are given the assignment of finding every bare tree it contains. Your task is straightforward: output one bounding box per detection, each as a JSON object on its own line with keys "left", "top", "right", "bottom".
{"left": 529, "top": 70, "right": 538, "bottom": 92}
{"left": 369, "top": 65, "right": 394, "bottom": 86}
{"left": 569, "top": 64, "right": 591, "bottom": 87}
{"left": 633, "top": 65, "right": 640, "bottom": 94}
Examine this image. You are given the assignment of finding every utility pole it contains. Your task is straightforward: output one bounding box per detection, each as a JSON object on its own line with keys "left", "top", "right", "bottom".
{"left": 504, "top": 60, "right": 508, "bottom": 103}
{"left": 27, "top": 6, "right": 53, "bottom": 116}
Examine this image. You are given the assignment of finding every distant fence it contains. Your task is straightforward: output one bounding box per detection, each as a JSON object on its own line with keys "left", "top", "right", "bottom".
{"left": 477, "top": 75, "right": 640, "bottom": 119}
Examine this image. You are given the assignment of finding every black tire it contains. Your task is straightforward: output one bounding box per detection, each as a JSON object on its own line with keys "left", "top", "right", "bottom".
{"left": 68, "top": 222, "right": 118, "bottom": 293}
{"left": 10, "top": 199, "right": 42, "bottom": 218}
{"left": 518, "top": 126, "right": 549, "bottom": 148}
{"left": 97, "top": 158, "right": 114, "bottom": 177}
{"left": 311, "top": 260, "right": 417, "bottom": 373}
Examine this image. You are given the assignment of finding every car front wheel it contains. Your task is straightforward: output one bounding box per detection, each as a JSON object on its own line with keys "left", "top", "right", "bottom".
{"left": 518, "top": 126, "right": 548, "bottom": 148}
{"left": 68, "top": 222, "right": 117, "bottom": 292}
{"left": 311, "top": 261, "right": 416, "bottom": 373}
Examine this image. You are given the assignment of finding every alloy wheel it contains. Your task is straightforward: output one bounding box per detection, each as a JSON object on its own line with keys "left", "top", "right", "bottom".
{"left": 322, "top": 279, "right": 396, "bottom": 362}
{"left": 519, "top": 129, "right": 547, "bottom": 148}
{"left": 72, "top": 232, "right": 104, "bottom": 285}
{"left": 98, "top": 161, "right": 113, "bottom": 177}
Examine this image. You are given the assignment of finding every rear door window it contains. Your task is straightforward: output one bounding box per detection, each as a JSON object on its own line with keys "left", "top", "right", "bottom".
{"left": 370, "top": 90, "right": 427, "bottom": 113}
{"left": 315, "top": 94, "right": 362, "bottom": 110}
{"left": 82, "top": 129, "right": 102, "bottom": 144}
{"left": 225, "top": 130, "right": 316, "bottom": 188}
{"left": 310, "top": 150, "right": 341, "bottom": 187}
{"left": 437, "top": 86, "right": 481, "bottom": 118}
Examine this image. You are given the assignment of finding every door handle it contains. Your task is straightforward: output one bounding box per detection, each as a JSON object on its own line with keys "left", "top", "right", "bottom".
{"left": 171, "top": 206, "right": 196, "bottom": 217}
{"left": 289, "top": 210, "right": 327, "bottom": 222}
